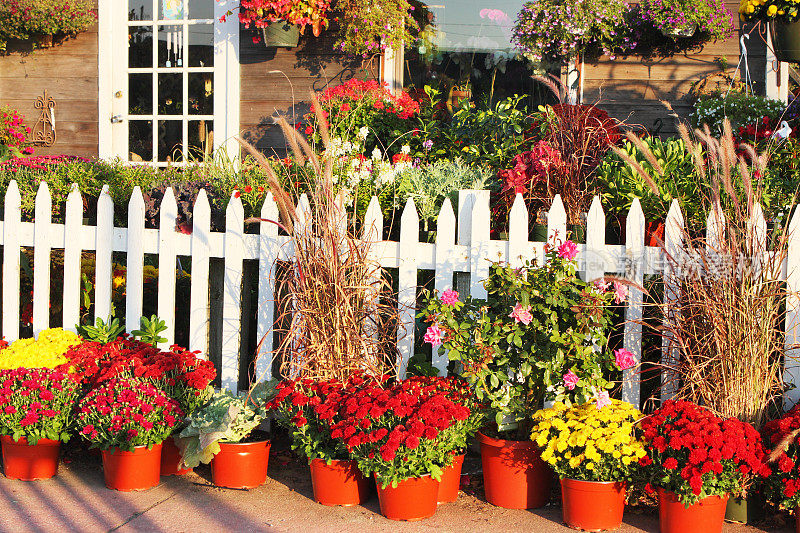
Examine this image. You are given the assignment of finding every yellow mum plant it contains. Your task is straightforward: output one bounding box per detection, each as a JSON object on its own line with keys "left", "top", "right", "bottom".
{"left": 0, "top": 328, "right": 81, "bottom": 369}
{"left": 530, "top": 399, "right": 646, "bottom": 482}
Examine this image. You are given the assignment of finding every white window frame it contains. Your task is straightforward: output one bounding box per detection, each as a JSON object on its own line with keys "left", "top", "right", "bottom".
{"left": 98, "top": 0, "right": 240, "bottom": 163}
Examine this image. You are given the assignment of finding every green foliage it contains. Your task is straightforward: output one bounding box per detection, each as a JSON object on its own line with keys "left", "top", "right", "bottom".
{"left": 131, "top": 315, "right": 168, "bottom": 346}
{"left": 691, "top": 93, "right": 785, "bottom": 132}
{"left": 178, "top": 381, "right": 277, "bottom": 468}
{"left": 77, "top": 316, "right": 125, "bottom": 344}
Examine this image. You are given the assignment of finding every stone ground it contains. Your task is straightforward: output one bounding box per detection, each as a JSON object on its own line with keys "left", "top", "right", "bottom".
{"left": 0, "top": 436, "right": 794, "bottom": 533}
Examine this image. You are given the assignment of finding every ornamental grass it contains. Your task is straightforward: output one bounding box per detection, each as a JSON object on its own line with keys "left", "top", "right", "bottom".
{"left": 238, "top": 93, "right": 400, "bottom": 382}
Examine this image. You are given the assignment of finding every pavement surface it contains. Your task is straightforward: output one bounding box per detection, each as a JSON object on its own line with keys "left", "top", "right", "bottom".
{"left": 0, "top": 440, "right": 794, "bottom": 533}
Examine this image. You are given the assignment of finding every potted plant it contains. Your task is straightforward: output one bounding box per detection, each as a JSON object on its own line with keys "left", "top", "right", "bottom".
{"left": 77, "top": 377, "right": 184, "bottom": 491}
{"left": 422, "top": 240, "right": 629, "bottom": 509}
{"left": 642, "top": 0, "right": 734, "bottom": 40}
{"left": 739, "top": 0, "right": 800, "bottom": 62}
{"left": 762, "top": 404, "right": 800, "bottom": 532}
{"left": 530, "top": 399, "right": 646, "bottom": 531}
{"left": 271, "top": 374, "right": 374, "bottom": 506}
{"left": 331, "top": 377, "right": 475, "bottom": 520}
{"left": 179, "top": 381, "right": 277, "bottom": 489}
{"left": 0, "top": 367, "right": 80, "bottom": 480}
{"left": 638, "top": 400, "right": 768, "bottom": 533}
{"left": 0, "top": 0, "right": 96, "bottom": 53}
{"left": 237, "top": 0, "right": 330, "bottom": 47}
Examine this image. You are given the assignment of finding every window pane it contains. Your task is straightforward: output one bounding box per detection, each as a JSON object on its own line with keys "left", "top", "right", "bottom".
{"left": 159, "top": 0, "right": 185, "bottom": 20}
{"left": 129, "top": 26, "right": 153, "bottom": 68}
{"left": 158, "top": 25, "right": 184, "bottom": 68}
{"left": 158, "top": 121, "right": 184, "bottom": 162}
{"left": 188, "top": 23, "right": 213, "bottom": 67}
{"left": 129, "top": 74, "right": 153, "bottom": 114}
{"left": 188, "top": 0, "right": 214, "bottom": 20}
{"left": 129, "top": 120, "right": 153, "bottom": 162}
{"left": 188, "top": 120, "right": 213, "bottom": 160}
{"left": 188, "top": 73, "right": 213, "bottom": 115}
{"left": 158, "top": 73, "right": 183, "bottom": 114}
{"left": 129, "top": 0, "right": 153, "bottom": 21}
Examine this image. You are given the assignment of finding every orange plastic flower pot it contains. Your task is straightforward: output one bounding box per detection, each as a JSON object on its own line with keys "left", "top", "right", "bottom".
{"left": 375, "top": 475, "right": 439, "bottom": 521}
{"left": 102, "top": 444, "right": 162, "bottom": 491}
{"left": 160, "top": 436, "right": 192, "bottom": 476}
{"left": 561, "top": 479, "right": 626, "bottom": 531}
{"left": 437, "top": 454, "right": 464, "bottom": 504}
{"left": 309, "top": 459, "right": 371, "bottom": 506}
{"left": 478, "top": 432, "right": 552, "bottom": 509}
{"left": 211, "top": 440, "right": 270, "bottom": 489}
{"left": 1, "top": 436, "right": 60, "bottom": 480}
{"left": 658, "top": 489, "right": 728, "bottom": 533}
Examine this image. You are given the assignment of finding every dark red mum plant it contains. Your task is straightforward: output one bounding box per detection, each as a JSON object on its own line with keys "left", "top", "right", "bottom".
{"left": 762, "top": 404, "right": 800, "bottom": 510}
{"left": 639, "top": 400, "right": 768, "bottom": 505}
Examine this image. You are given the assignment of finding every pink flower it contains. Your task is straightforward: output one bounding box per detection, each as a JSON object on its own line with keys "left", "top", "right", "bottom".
{"left": 509, "top": 303, "right": 533, "bottom": 325}
{"left": 440, "top": 290, "right": 459, "bottom": 306}
{"left": 613, "top": 281, "right": 628, "bottom": 303}
{"left": 595, "top": 390, "right": 612, "bottom": 410}
{"left": 614, "top": 348, "right": 636, "bottom": 370}
{"left": 593, "top": 278, "right": 610, "bottom": 292}
{"left": 558, "top": 240, "right": 578, "bottom": 261}
{"left": 423, "top": 324, "right": 446, "bottom": 346}
{"left": 563, "top": 370, "right": 579, "bottom": 390}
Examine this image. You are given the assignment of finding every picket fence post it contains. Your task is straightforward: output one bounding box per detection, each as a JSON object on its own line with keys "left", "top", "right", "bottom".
{"left": 157, "top": 188, "right": 178, "bottom": 349}
{"left": 661, "top": 200, "right": 684, "bottom": 400}
{"left": 255, "top": 193, "right": 279, "bottom": 381}
{"left": 785, "top": 207, "right": 800, "bottom": 406}
{"left": 189, "top": 189, "right": 212, "bottom": 358}
{"left": 32, "top": 182, "right": 52, "bottom": 337}
{"left": 433, "top": 198, "right": 456, "bottom": 374}
{"left": 94, "top": 185, "right": 114, "bottom": 324}
{"left": 2, "top": 180, "right": 21, "bottom": 342}
{"left": 622, "top": 199, "right": 645, "bottom": 406}
{"left": 125, "top": 187, "right": 145, "bottom": 334}
{"left": 397, "top": 198, "right": 419, "bottom": 378}
{"left": 221, "top": 192, "right": 245, "bottom": 393}
{"left": 62, "top": 184, "right": 83, "bottom": 333}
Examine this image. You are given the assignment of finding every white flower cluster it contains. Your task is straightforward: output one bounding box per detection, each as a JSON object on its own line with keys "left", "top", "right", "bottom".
{"left": 327, "top": 137, "right": 412, "bottom": 206}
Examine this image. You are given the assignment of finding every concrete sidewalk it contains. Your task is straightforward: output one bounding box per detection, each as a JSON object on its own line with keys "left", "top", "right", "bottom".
{"left": 0, "top": 449, "right": 791, "bottom": 533}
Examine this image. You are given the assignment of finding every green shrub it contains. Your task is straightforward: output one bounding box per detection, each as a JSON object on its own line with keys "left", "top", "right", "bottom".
{"left": 690, "top": 92, "right": 785, "bottom": 132}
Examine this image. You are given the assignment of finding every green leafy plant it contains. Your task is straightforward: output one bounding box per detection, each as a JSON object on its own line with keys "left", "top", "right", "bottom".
{"left": 131, "top": 315, "right": 168, "bottom": 346}
{"left": 422, "top": 238, "right": 630, "bottom": 440}
{"left": 76, "top": 316, "right": 125, "bottom": 344}
{"left": 691, "top": 92, "right": 785, "bottom": 133}
{"left": 178, "top": 381, "right": 277, "bottom": 468}
{"left": 0, "top": 0, "right": 96, "bottom": 53}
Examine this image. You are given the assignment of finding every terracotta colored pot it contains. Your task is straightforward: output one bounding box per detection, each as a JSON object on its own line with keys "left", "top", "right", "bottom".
{"left": 375, "top": 475, "right": 439, "bottom": 521}
{"left": 309, "top": 459, "right": 371, "bottom": 506}
{"left": 478, "top": 432, "right": 552, "bottom": 509}
{"left": 102, "top": 444, "right": 162, "bottom": 491}
{"left": 437, "top": 454, "right": 464, "bottom": 504}
{"left": 160, "top": 436, "right": 191, "bottom": 476}
{"left": 658, "top": 489, "right": 728, "bottom": 533}
{"left": 618, "top": 217, "right": 665, "bottom": 247}
{"left": 561, "top": 478, "right": 626, "bottom": 531}
{"left": 1, "top": 435, "right": 60, "bottom": 480}
{"left": 211, "top": 440, "right": 270, "bottom": 489}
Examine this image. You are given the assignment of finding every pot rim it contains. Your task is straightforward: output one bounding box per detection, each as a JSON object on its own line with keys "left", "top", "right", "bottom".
{"left": 218, "top": 438, "right": 271, "bottom": 446}
{"left": 561, "top": 478, "right": 626, "bottom": 486}
{"left": 0, "top": 435, "right": 60, "bottom": 446}
{"left": 478, "top": 431, "right": 536, "bottom": 449}
{"left": 656, "top": 487, "right": 728, "bottom": 503}
{"left": 103, "top": 443, "right": 163, "bottom": 455}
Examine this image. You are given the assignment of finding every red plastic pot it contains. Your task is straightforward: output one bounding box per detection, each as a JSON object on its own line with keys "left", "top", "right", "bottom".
{"left": 309, "top": 459, "right": 371, "bottom": 506}
{"left": 437, "top": 454, "right": 464, "bottom": 504}
{"left": 658, "top": 489, "right": 728, "bottom": 533}
{"left": 1, "top": 436, "right": 60, "bottom": 480}
{"left": 478, "top": 432, "right": 552, "bottom": 509}
{"left": 211, "top": 440, "right": 270, "bottom": 489}
{"left": 102, "top": 444, "right": 162, "bottom": 491}
{"left": 561, "top": 478, "right": 626, "bottom": 531}
{"left": 375, "top": 475, "right": 439, "bottom": 521}
{"left": 618, "top": 217, "right": 665, "bottom": 247}
{"left": 160, "top": 436, "right": 192, "bottom": 476}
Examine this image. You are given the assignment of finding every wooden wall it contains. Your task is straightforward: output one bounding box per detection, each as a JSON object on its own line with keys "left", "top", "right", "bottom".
{"left": 0, "top": 16, "right": 99, "bottom": 158}
{"left": 239, "top": 28, "right": 376, "bottom": 157}
{"left": 583, "top": 7, "right": 766, "bottom": 135}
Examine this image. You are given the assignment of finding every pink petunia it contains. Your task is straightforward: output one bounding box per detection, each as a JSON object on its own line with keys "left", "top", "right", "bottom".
{"left": 563, "top": 370, "right": 579, "bottom": 391}
{"left": 440, "top": 290, "right": 459, "bottom": 306}
{"left": 558, "top": 240, "right": 578, "bottom": 261}
{"left": 593, "top": 278, "right": 611, "bottom": 292}
{"left": 423, "top": 324, "right": 446, "bottom": 346}
{"left": 613, "top": 281, "right": 628, "bottom": 303}
{"left": 509, "top": 303, "right": 533, "bottom": 325}
{"left": 595, "top": 390, "right": 612, "bottom": 410}
{"left": 614, "top": 348, "right": 636, "bottom": 370}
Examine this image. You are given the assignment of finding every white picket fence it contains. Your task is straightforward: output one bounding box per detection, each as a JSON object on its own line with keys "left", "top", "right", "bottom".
{"left": 2, "top": 180, "right": 800, "bottom": 406}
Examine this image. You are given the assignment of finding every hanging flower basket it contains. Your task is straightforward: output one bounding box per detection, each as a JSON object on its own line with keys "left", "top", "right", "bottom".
{"left": 770, "top": 21, "right": 800, "bottom": 63}
{"left": 260, "top": 21, "right": 300, "bottom": 48}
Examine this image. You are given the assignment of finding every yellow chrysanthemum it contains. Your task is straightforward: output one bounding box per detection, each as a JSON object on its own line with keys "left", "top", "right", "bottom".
{"left": 0, "top": 328, "right": 81, "bottom": 369}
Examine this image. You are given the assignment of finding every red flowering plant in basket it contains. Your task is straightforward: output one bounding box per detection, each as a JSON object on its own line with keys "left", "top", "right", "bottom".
{"left": 0, "top": 367, "right": 80, "bottom": 445}
{"left": 762, "top": 404, "right": 800, "bottom": 510}
{"left": 638, "top": 400, "right": 769, "bottom": 506}
{"left": 77, "top": 377, "right": 184, "bottom": 451}
{"left": 328, "top": 376, "right": 475, "bottom": 488}
{"left": 236, "top": 0, "right": 330, "bottom": 37}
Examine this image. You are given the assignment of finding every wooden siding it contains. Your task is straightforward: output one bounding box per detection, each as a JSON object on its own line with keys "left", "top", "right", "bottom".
{"left": 0, "top": 19, "right": 99, "bottom": 158}
{"left": 239, "top": 29, "right": 376, "bottom": 156}
{"left": 584, "top": 8, "right": 766, "bottom": 135}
